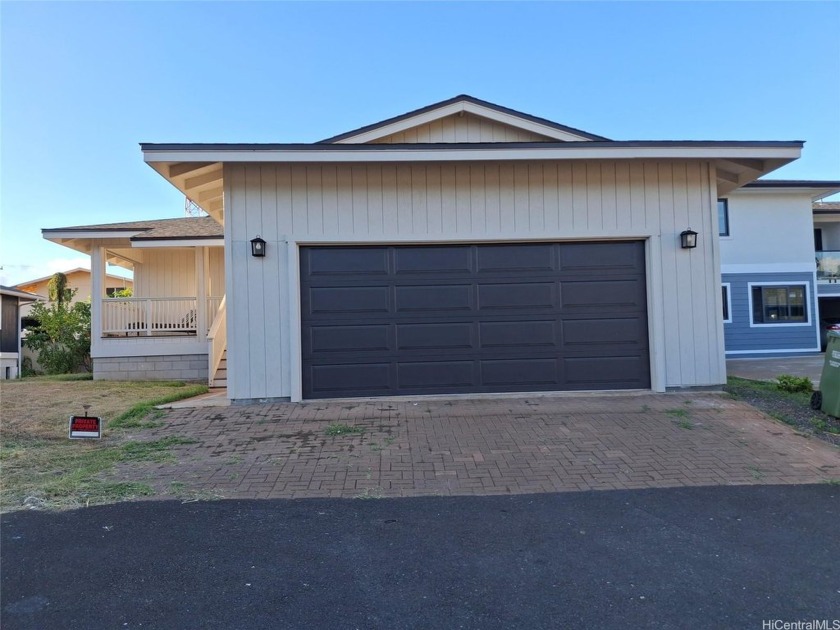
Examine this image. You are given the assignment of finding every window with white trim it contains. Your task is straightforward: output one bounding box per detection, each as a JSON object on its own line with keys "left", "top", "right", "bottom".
{"left": 722, "top": 284, "right": 732, "bottom": 323}
{"left": 718, "top": 199, "right": 729, "bottom": 237}
{"left": 751, "top": 284, "right": 807, "bottom": 324}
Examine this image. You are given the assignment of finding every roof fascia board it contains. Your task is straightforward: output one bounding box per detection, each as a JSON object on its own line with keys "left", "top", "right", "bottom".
{"left": 732, "top": 186, "right": 840, "bottom": 199}
{"left": 42, "top": 230, "right": 146, "bottom": 240}
{"left": 143, "top": 144, "right": 802, "bottom": 164}
{"left": 0, "top": 288, "right": 41, "bottom": 301}
{"left": 130, "top": 238, "right": 225, "bottom": 248}
{"left": 332, "top": 101, "right": 590, "bottom": 144}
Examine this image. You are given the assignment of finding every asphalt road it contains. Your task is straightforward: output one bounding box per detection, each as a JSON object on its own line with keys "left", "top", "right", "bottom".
{"left": 3, "top": 485, "right": 839, "bottom": 629}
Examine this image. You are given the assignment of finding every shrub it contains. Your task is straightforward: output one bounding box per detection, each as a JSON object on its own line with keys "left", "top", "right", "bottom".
{"left": 24, "top": 300, "right": 91, "bottom": 374}
{"left": 776, "top": 374, "right": 813, "bottom": 394}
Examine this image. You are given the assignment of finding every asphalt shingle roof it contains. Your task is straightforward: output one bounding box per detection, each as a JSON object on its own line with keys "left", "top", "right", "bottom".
{"left": 43, "top": 216, "right": 223, "bottom": 240}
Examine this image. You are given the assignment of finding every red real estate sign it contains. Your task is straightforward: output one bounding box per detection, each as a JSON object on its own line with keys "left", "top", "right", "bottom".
{"left": 69, "top": 416, "right": 102, "bottom": 439}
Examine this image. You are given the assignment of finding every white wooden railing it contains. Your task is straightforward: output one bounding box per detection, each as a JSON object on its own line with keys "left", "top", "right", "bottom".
{"left": 206, "top": 296, "right": 224, "bottom": 319}
{"left": 207, "top": 295, "right": 227, "bottom": 385}
{"left": 102, "top": 297, "right": 198, "bottom": 336}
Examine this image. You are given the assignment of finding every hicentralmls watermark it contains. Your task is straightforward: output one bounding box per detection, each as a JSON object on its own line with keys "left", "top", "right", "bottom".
{"left": 762, "top": 621, "right": 840, "bottom": 630}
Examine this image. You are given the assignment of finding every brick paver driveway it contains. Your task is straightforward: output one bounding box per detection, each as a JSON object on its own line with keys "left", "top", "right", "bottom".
{"left": 108, "top": 393, "right": 840, "bottom": 500}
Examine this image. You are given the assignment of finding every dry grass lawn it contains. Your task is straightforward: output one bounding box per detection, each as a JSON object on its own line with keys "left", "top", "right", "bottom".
{"left": 0, "top": 375, "right": 207, "bottom": 511}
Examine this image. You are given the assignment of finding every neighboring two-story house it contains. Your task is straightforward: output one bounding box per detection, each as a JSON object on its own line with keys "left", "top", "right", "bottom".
{"left": 720, "top": 181, "right": 840, "bottom": 357}
{"left": 814, "top": 200, "right": 840, "bottom": 326}
{"left": 14, "top": 268, "right": 133, "bottom": 307}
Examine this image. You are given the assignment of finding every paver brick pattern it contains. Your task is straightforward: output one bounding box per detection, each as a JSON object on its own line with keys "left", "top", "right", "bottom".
{"left": 106, "top": 393, "right": 840, "bottom": 500}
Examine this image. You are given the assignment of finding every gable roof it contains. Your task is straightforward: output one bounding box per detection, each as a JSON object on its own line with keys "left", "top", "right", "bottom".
{"left": 317, "top": 94, "right": 611, "bottom": 144}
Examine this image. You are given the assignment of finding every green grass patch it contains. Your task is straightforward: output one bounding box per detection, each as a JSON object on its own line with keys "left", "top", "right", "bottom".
{"left": 776, "top": 374, "right": 813, "bottom": 393}
{"left": 22, "top": 373, "right": 93, "bottom": 382}
{"left": 325, "top": 423, "right": 365, "bottom": 437}
{"left": 726, "top": 376, "right": 813, "bottom": 405}
{"left": 109, "top": 384, "right": 208, "bottom": 429}
{"left": 666, "top": 408, "right": 690, "bottom": 419}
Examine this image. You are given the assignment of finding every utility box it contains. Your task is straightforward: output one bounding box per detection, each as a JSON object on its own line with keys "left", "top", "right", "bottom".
{"left": 812, "top": 331, "right": 840, "bottom": 418}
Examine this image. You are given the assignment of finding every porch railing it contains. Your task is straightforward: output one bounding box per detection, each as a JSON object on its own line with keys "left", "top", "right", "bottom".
{"left": 817, "top": 251, "right": 840, "bottom": 283}
{"left": 102, "top": 296, "right": 223, "bottom": 336}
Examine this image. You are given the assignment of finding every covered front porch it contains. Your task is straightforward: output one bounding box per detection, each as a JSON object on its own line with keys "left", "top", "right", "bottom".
{"left": 43, "top": 217, "right": 228, "bottom": 386}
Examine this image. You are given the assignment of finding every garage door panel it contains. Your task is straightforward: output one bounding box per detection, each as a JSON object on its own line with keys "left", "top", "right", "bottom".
{"left": 396, "top": 322, "right": 474, "bottom": 351}
{"left": 562, "top": 318, "right": 647, "bottom": 347}
{"left": 561, "top": 280, "right": 645, "bottom": 309}
{"left": 481, "top": 359, "right": 559, "bottom": 386}
{"left": 305, "top": 247, "right": 389, "bottom": 276}
{"left": 309, "top": 325, "right": 391, "bottom": 354}
{"left": 477, "top": 244, "right": 554, "bottom": 272}
{"left": 559, "top": 242, "right": 643, "bottom": 272}
{"left": 479, "top": 321, "right": 557, "bottom": 349}
{"left": 394, "top": 246, "right": 472, "bottom": 274}
{"left": 395, "top": 285, "right": 472, "bottom": 312}
{"left": 564, "top": 356, "right": 649, "bottom": 388}
{"left": 300, "top": 242, "right": 649, "bottom": 398}
{"left": 398, "top": 361, "right": 475, "bottom": 388}
{"left": 308, "top": 363, "right": 392, "bottom": 394}
{"left": 308, "top": 287, "right": 390, "bottom": 314}
{"left": 478, "top": 283, "right": 556, "bottom": 310}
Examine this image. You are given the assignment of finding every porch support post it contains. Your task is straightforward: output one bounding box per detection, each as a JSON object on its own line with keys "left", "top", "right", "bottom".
{"left": 90, "top": 243, "right": 106, "bottom": 356}
{"left": 195, "top": 247, "right": 207, "bottom": 342}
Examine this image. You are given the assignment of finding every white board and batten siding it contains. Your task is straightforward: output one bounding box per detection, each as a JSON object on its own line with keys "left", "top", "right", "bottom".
{"left": 224, "top": 160, "right": 724, "bottom": 401}
{"left": 133, "top": 248, "right": 225, "bottom": 298}
{"left": 371, "top": 113, "right": 553, "bottom": 144}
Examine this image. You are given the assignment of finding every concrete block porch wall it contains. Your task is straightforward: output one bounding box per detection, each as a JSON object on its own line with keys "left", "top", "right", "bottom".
{"left": 93, "top": 354, "right": 208, "bottom": 382}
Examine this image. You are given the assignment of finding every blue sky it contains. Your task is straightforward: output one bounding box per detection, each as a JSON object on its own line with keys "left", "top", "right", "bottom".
{"left": 2, "top": 1, "right": 838, "bottom": 285}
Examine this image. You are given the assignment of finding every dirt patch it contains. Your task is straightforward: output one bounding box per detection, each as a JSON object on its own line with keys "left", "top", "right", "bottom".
{"left": 725, "top": 377, "right": 840, "bottom": 447}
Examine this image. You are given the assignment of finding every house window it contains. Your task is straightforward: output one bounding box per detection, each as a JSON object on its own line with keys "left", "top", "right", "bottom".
{"left": 718, "top": 199, "right": 729, "bottom": 237}
{"left": 750, "top": 284, "right": 808, "bottom": 325}
{"left": 722, "top": 284, "right": 732, "bottom": 323}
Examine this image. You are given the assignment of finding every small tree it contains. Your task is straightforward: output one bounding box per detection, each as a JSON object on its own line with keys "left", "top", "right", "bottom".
{"left": 24, "top": 274, "right": 91, "bottom": 374}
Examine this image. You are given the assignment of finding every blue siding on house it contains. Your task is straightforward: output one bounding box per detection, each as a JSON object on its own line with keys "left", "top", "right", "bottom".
{"left": 722, "top": 272, "right": 820, "bottom": 355}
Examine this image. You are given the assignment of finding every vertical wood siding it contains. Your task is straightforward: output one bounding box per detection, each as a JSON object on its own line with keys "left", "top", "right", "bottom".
{"left": 134, "top": 250, "right": 196, "bottom": 297}
{"left": 371, "top": 113, "right": 553, "bottom": 144}
{"left": 208, "top": 247, "right": 226, "bottom": 297}
{"left": 225, "top": 160, "right": 722, "bottom": 400}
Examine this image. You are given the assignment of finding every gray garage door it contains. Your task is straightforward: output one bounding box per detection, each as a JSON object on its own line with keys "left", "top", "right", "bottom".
{"left": 300, "top": 242, "right": 650, "bottom": 399}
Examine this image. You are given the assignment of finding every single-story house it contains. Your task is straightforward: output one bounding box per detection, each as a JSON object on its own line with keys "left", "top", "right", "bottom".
{"left": 48, "top": 95, "right": 807, "bottom": 401}
{"left": 0, "top": 285, "right": 41, "bottom": 379}
{"left": 719, "top": 181, "right": 840, "bottom": 356}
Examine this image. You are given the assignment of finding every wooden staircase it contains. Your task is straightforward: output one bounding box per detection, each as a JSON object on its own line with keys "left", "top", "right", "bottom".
{"left": 211, "top": 349, "right": 227, "bottom": 388}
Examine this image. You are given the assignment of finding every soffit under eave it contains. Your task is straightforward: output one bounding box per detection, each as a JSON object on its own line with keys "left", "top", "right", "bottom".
{"left": 147, "top": 161, "right": 225, "bottom": 225}
{"left": 715, "top": 157, "right": 798, "bottom": 196}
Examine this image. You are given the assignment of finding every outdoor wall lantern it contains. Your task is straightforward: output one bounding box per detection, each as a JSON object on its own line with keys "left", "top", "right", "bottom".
{"left": 251, "top": 235, "right": 266, "bottom": 257}
{"left": 680, "top": 228, "right": 698, "bottom": 249}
